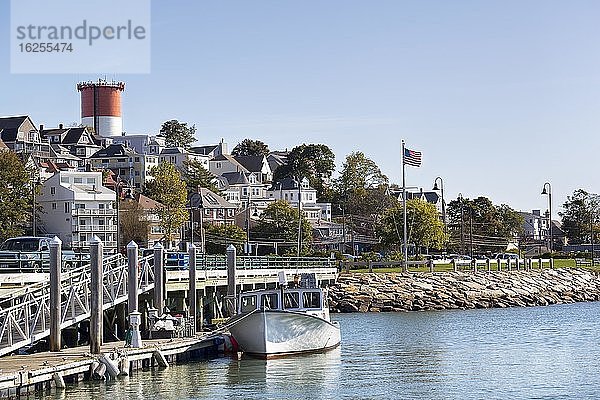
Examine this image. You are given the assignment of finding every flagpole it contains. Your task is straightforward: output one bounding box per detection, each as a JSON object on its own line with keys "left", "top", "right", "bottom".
{"left": 402, "top": 140, "right": 408, "bottom": 272}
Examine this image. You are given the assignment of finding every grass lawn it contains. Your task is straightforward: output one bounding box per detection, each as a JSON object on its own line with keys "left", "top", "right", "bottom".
{"left": 346, "top": 258, "right": 587, "bottom": 274}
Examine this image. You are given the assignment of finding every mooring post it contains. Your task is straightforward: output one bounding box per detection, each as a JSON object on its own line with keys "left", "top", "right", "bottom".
{"left": 49, "top": 236, "right": 62, "bottom": 352}
{"left": 226, "top": 244, "right": 237, "bottom": 316}
{"left": 89, "top": 236, "right": 104, "bottom": 354}
{"left": 188, "top": 243, "right": 197, "bottom": 334}
{"left": 486, "top": 258, "right": 491, "bottom": 272}
{"left": 127, "top": 241, "right": 139, "bottom": 314}
{"left": 153, "top": 242, "right": 165, "bottom": 314}
{"left": 452, "top": 259, "right": 457, "bottom": 272}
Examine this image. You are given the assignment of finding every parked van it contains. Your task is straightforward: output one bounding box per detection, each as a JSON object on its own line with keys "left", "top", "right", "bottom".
{"left": 494, "top": 253, "right": 519, "bottom": 260}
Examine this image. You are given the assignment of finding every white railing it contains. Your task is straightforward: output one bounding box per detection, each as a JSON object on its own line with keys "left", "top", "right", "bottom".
{"left": 72, "top": 209, "right": 117, "bottom": 216}
{"left": 0, "top": 254, "right": 154, "bottom": 357}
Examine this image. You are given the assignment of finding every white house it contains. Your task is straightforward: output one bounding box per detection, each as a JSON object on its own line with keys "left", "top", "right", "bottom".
{"left": 267, "top": 177, "right": 330, "bottom": 222}
{"left": 37, "top": 171, "right": 117, "bottom": 253}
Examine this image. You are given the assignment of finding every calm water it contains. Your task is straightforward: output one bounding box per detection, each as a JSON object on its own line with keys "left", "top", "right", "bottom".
{"left": 39, "top": 302, "right": 600, "bottom": 400}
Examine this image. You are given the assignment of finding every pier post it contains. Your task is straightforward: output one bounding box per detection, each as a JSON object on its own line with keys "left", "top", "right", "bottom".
{"left": 507, "top": 258, "right": 512, "bottom": 271}
{"left": 486, "top": 258, "right": 491, "bottom": 272}
{"left": 127, "top": 241, "right": 139, "bottom": 314}
{"left": 226, "top": 244, "right": 237, "bottom": 316}
{"left": 428, "top": 259, "right": 434, "bottom": 273}
{"left": 89, "top": 236, "right": 104, "bottom": 354}
{"left": 153, "top": 242, "right": 165, "bottom": 313}
{"left": 452, "top": 259, "right": 457, "bottom": 272}
{"left": 497, "top": 259, "right": 501, "bottom": 271}
{"left": 188, "top": 243, "right": 197, "bottom": 333}
{"left": 550, "top": 258, "right": 555, "bottom": 269}
{"left": 49, "top": 236, "right": 62, "bottom": 352}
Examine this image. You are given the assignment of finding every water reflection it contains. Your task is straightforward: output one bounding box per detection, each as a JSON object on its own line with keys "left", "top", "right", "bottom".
{"left": 36, "top": 302, "right": 600, "bottom": 400}
{"left": 225, "top": 348, "right": 342, "bottom": 399}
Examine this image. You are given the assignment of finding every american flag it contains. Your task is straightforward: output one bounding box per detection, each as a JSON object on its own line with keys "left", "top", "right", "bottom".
{"left": 403, "top": 147, "right": 422, "bottom": 167}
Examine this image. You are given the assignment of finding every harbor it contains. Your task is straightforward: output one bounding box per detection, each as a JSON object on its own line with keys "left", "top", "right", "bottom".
{"left": 0, "top": 240, "right": 338, "bottom": 398}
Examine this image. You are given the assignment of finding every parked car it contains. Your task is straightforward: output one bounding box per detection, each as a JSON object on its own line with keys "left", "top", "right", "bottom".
{"left": 494, "top": 253, "right": 519, "bottom": 260}
{"left": 0, "top": 236, "right": 85, "bottom": 271}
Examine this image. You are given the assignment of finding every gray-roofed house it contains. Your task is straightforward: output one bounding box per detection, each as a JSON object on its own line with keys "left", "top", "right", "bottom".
{"left": 89, "top": 143, "right": 158, "bottom": 190}
{"left": 233, "top": 155, "right": 273, "bottom": 184}
{"left": 0, "top": 115, "right": 51, "bottom": 156}
{"left": 40, "top": 124, "right": 102, "bottom": 161}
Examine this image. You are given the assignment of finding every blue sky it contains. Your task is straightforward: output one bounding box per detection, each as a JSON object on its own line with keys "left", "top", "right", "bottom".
{"left": 1, "top": 0, "right": 600, "bottom": 218}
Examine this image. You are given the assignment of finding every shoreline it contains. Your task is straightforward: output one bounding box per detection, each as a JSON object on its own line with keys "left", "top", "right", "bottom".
{"left": 328, "top": 268, "right": 600, "bottom": 312}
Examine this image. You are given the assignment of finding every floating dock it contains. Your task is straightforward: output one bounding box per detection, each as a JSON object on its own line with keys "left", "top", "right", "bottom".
{"left": 0, "top": 335, "right": 222, "bottom": 399}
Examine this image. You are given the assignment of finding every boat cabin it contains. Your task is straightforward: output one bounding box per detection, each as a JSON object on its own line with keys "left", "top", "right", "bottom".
{"left": 238, "top": 288, "right": 329, "bottom": 316}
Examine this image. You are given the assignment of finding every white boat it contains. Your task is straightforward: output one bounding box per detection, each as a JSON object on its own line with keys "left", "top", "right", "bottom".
{"left": 227, "top": 278, "right": 341, "bottom": 358}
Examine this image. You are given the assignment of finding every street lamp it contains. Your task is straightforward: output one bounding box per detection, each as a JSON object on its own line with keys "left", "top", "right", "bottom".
{"left": 294, "top": 177, "right": 303, "bottom": 257}
{"left": 541, "top": 182, "right": 552, "bottom": 254}
{"left": 458, "top": 193, "right": 464, "bottom": 255}
{"left": 432, "top": 177, "right": 446, "bottom": 225}
{"left": 32, "top": 177, "right": 41, "bottom": 236}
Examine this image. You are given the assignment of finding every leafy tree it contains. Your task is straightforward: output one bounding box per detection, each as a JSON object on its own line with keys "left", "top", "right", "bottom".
{"left": 120, "top": 199, "right": 151, "bottom": 247}
{"left": 160, "top": 119, "right": 196, "bottom": 149}
{"left": 560, "top": 189, "right": 600, "bottom": 244}
{"left": 181, "top": 159, "right": 218, "bottom": 193}
{"left": 335, "top": 151, "right": 388, "bottom": 194}
{"left": 251, "top": 200, "right": 312, "bottom": 255}
{"left": 231, "top": 139, "right": 270, "bottom": 157}
{"left": 146, "top": 162, "right": 188, "bottom": 248}
{"left": 379, "top": 199, "right": 446, "bottom": 254}
{"left": 0, "top": 152, "right": 33, "bottom": 241}
{"left": 203, "top": 223, "right": 247, "bottom": 255}
{"left": 446, "top": 196, "right": 523, "bottom": 253}
{"left": 273, "top": 144, "right": 336, "bottom": 201}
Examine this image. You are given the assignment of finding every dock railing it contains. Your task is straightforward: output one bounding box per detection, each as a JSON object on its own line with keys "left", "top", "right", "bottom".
{"left": 0, "top": 254, "right": 154, "bottom": 357}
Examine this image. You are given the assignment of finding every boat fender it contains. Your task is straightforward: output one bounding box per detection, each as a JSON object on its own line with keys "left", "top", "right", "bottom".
{"left": 222, "top": 334, "right": 239, "bottom": 354}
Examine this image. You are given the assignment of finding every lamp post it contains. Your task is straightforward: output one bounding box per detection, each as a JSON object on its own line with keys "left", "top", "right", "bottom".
{"left": 32, "top": 177, "right": 41, "bottom": 236}
{"left": 245, "top": 184, "right": 252, "bottom": 255}
{"left": 295, "top": 177, "right": 302, "bottom": 257}
{"left": 115, "top": 177, "right": 122, "bottom": 255}
{"left": 458, "top": 193, "right": 464, "bottom": 255}
{"left": 433, "top": 177, "right": 446, "bottom": 225}
{"left": 541, "top": 182, "right": 552, "bottom": 254}
{"left": 433, "top": 177, "right": 446, "bottom": 252}
{"left": 189, "top": 192, "right": 204, "bottom": 252}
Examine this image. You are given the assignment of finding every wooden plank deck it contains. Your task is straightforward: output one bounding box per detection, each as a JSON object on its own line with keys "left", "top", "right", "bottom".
{"left": 0, "top": 336, "right": 218, "bottom": 398}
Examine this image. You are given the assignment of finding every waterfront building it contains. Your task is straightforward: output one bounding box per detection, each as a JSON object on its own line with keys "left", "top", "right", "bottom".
{"left": 37, "top": 171, "right": 117, "bottom": 253}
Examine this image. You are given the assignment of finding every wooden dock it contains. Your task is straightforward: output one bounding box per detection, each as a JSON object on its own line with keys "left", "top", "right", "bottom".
{"left": 0, "top": 335, "right": 222, "bottom": 399}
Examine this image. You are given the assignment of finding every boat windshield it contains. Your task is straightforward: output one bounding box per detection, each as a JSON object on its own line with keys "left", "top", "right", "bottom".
{"left": 261, "top": 293, "right": 279, "bottom": 309}
{"left": 240, "top": 295, "right": 258, "bottom": 313}
{"left": 302, "top": 291, "right": 321, "bottom": 309}
{"left": 283, "top": 291, "right": 300, "bottom": 309}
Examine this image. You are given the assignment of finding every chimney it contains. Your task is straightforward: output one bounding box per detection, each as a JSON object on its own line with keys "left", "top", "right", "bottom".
{"left": 39, "top": 124, "right": 44, "bottom": 131}
{"left": 533, "top": 210, "right": 540, "bottom": 216}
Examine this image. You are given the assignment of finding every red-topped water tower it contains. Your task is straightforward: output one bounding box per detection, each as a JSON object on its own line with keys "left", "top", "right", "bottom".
{"left": 77, "top": 79, "right": 125, "bottom": 137}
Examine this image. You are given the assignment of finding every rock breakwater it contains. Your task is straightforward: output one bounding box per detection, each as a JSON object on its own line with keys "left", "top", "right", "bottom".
{"left": 329, "top": 268, "right": 600, "bottom": 312}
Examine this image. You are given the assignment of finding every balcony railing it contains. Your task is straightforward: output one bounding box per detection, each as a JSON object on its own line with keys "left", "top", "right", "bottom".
{"left": 71, "top": 240, "right": 117, "bottom": 248}
{"left": 72, "top": 208, "right": 117, "bottom": 216}
{"left": 73, "top": 225, "right": 117, "bottom": 233}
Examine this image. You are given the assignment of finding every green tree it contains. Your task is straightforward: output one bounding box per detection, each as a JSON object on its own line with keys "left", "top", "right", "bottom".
{"left": 231, "top": 139, "right": 270, "bottom": 157}
{"left": 379, "top": 199, "right": 446, "bottom": 254}
{"left": 273, "top": 144, "right": 336, "bottom": 201}
{"left": 120, "top": 199, "right": 151, "bottom": 247}
{"left": 160, "top": 119, "right": 196, "bottom": 149}
{"left": 560, "top": 189, "right": 600, "bottom": 244}
{"left": 446, "top": 196, "right": 523, "bottom": 253}
{"left": 146, "top": 162, "right": 188, "bottom": 247}
{"left": 181, "top": 159, "right": 218, "bottom": 193}
{"left": 0, "top": 152, "right": 33, "bottom": 241}
{"left": 203, "top": 223, "right": 247, "bottom": 255}
{"left": 251, "top": 200, "right": 313, "bottom": 255}
{"left": 335, "top": 151, "right": 388, "bottom": 195}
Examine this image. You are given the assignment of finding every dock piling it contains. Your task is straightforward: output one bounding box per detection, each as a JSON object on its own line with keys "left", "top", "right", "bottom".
{"left": 127, "top": 241, "right": 139, "bottom": 315}
{"left": 226, "top": 245, "right": 237, "bottom": 316}
{"left": 90, "top": 236, "right": 103, "bottom": 354}
{"left": 189, "top": 243, "right": 197, "bottom": 334}
{"left": 153, "top": 242, "right": 165, "bottom": 313}
{"left": 49, "top": 236, "right": 62, "bottom": 352}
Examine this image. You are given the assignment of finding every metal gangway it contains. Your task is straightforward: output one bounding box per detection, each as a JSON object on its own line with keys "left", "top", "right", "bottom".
{"left": 0, "top": 254, "right": 154, "bottom": 357}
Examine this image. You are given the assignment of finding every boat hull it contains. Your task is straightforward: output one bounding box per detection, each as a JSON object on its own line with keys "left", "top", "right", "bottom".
{"left": 228, "top": 310, "right": 341, "bottom": 358}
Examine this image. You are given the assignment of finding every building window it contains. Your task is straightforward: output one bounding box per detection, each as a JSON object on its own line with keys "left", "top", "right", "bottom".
{"left": 64, "top": 202, "right": 70, "bottom": 213}
{"left": 102, "top": 159, "right": 109, "bottom": 163}
{"left": 50, "top": 187, "right": 55, "bottom": 195}
{"left": 86, "top": 178, "right": 95, "bottom": 185}
{"left": 135, "top": 157, "right": 140, "bottom": 162}
{"left": 52, "top": 203, "right": 57, "bottom": 210}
